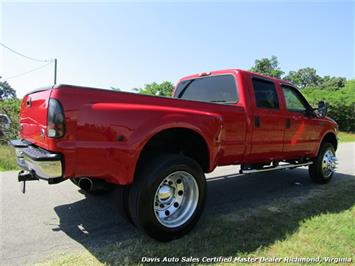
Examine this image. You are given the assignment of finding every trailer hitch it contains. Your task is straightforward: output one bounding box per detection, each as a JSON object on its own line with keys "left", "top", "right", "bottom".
{"left": 18, "top": 170, "right": 39, "bottom": 194}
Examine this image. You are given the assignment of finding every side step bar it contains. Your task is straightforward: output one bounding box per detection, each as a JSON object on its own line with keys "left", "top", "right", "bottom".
{"left": 240, "top": 162, "right": 313, "bottom": 174}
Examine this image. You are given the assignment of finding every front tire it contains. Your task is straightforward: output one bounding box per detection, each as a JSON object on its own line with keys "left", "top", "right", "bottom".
{"left": 309, "top": 142, "right": 336, "bottom": 184}
{"left": 128, "top": 154, "right": 206, "bottom": 242}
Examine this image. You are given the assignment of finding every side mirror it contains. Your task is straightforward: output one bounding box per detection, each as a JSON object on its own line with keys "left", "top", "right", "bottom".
{"left": 317, "top": 101, "right": 327, "bottom": 118}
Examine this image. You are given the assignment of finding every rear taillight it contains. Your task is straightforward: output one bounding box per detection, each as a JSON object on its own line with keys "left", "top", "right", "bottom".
{"left": 47, "top": 98, "right": 65, "bottom": 138}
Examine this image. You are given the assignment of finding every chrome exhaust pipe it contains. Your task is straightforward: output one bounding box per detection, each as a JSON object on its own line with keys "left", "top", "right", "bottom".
{"left": 78, "top": 177, "right": 94, "bottom": 192}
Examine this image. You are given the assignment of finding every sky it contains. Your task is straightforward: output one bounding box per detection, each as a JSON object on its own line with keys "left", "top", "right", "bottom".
{"left": 0, "top": 0, "right": 354, "bottom": 98}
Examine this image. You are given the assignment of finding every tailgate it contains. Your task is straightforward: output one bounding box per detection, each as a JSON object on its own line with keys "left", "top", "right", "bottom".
{"left": 20, "top": 88, "right": 52, "bottom": 149}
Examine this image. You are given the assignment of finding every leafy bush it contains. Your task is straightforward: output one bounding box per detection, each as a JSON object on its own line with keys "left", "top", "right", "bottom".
{"left": 134, "top": 81, "right": 174, "bottom": 97}
{"left": 302, "top": 80, "right": 355, "bottom": 132}
{"left": 0, "top": 98, "right": 21, "bottom": 144}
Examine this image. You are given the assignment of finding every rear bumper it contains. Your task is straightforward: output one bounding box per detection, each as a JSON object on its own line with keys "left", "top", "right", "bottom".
{"left": 10, "top": 139, "right": 64, "bottom": 183}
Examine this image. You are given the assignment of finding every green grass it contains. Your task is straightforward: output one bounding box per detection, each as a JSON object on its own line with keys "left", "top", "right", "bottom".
{"left": 38, "top": 178, "right": 355, "bottom": 266}
{"left": 0, "top": 145, "right": 18, "bottom": 171}
{"left": 338, "top": 131, "right": 355, "bottom": 142}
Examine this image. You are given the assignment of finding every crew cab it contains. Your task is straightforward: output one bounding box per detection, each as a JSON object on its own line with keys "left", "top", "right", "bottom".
{"left": 11, "top": 69, "right": 338, "bottom": 241}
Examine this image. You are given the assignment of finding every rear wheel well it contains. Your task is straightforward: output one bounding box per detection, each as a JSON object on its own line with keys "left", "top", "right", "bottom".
{"left": 137, "top": 128, "right": 210, "bottom": 173}
{"left": 321, "top": 132, "right": 338, "bottom": 151}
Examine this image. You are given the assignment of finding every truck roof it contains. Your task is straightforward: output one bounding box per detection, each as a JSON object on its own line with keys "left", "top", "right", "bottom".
{"left": 25, "top": 69, "right": 296, "bottom": 97}
{"left": 179, "top": 68, "right": 295, "bottom": 87}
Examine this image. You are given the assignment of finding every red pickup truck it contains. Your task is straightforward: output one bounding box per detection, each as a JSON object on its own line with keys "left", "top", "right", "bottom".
{"left": 11, "top": 69, "right": 338, "bottom": 241}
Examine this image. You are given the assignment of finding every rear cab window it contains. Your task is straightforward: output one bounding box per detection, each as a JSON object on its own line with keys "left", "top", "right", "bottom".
{"left": 251, "top": 77, "right": 279, "bottom": 109}
{"left": 174, "top": 74, "right": 238, "bottom": 104}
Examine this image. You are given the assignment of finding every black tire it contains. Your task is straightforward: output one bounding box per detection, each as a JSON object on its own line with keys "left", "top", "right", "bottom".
{"left": 128, "top": 154, "right": 206, "bottom": 242}
{"left": 71, "top": 179, "right": 133, "bottom": 223}
{"left": 309, "top": 142, "right": 336, "bottom": 184}
{"left": 111, "top": 185, "right": 134, "bottom": 225}
{"left": 70, "top": 178, "right": 114, "bottom": 195}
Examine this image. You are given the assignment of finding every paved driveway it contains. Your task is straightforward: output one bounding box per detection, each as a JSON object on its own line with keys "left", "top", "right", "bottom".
{"left": 0, "top": 143, "right": 354, "bottom": 265}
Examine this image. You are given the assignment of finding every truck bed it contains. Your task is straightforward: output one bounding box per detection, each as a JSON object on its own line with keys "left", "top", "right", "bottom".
{"left": 20, "top": 84, "right": 247, "bottom": 184}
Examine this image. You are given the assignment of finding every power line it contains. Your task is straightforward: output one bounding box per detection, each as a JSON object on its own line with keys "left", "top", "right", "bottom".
{"left": 0, "top": 42, "right": 53, "bottom": 63}
{"left": 1, "top": 62, "right": 53, "bottom": 82}
{"left": 0, "top": 42, "right": 57, "bottom": 84}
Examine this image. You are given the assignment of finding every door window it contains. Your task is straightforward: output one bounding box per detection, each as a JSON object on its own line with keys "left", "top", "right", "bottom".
{"left": 281, "top": 85, "right": 308, "bottom": 113}
{"left": 252, "top": 77, "right": 279, "bottom": 109}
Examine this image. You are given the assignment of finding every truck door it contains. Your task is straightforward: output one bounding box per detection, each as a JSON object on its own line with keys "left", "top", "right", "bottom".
{"left": 280, "top": 84, "right": 319, "bottom": 157}
{"left": 248, "top": 77, "right": 285, "bottom": 162}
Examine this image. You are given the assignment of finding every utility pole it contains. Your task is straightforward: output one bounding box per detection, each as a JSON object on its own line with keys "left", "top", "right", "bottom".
{"left": 54, "top": 58, "right": 57, "bottom": 85}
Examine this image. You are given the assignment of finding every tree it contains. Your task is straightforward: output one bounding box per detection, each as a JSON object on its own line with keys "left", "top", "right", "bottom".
{"left": 0, "top": 79, "right": 16, "bottom": 99}
{"left": 284, "top": 67, "right": 321, "bottom": 89}
{"left": 302, "top": 80, "right": 355, "bottom": 132}
{"left": 0, "top": 98, "right": 21, "bottom": 143}
{"left": 250, "top": 56, "right": 284, "bottom": 78}
{"left": 135, "top": 81, "right": 174, "bottom": 97}
{"left": 0, "top": 79, "right": 18, "bottom": 143}
{"left": 110, "top": 86, "right": 121, "bottom": 91}
{"left": 319, "top": 76, "right": 346, "bottom": 90}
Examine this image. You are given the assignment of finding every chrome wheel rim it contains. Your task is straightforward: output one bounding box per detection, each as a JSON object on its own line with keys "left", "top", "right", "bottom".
{"left": 154, "top": 171, "right": 199, "bottom": 228}
{"left": 321, "top": 148, "right": 336, "bottom": 178}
